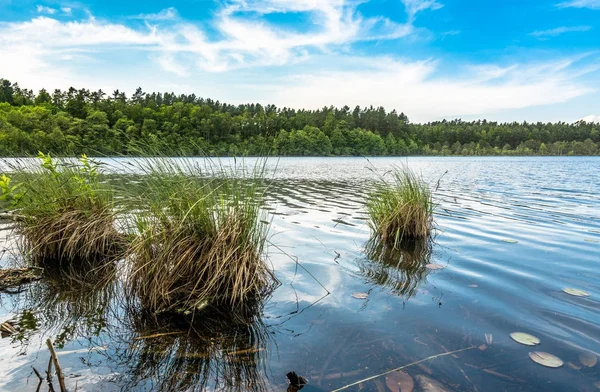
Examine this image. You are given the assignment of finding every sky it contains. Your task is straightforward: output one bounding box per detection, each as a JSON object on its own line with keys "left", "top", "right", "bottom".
{"left": 0, "top": 0, "right": 599, "bottom": 123}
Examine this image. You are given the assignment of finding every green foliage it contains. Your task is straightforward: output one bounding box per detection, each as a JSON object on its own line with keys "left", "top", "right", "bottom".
{"left": 366, "top": 167, "right": 434, "bottom": 246}
{"left": 0, "top": 78, "right": 599, "bottom": 156}
{"left": 0, "top": 174, "right": 24, "bottom": 208}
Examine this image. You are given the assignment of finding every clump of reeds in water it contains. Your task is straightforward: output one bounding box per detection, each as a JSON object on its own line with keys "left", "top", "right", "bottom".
{"left": 4, "top": 153, "right": 126, "bottom": 269}
{"left": 123, "top": 157, "right": 278, "bottom": 320}
{"left": 366, "top": 166, "right": 434, "bottom": 247}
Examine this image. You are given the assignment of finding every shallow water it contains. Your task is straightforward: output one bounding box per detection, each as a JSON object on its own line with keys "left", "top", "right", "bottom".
{"left": 1, "top": 156, "right": 600, "bottom": 391}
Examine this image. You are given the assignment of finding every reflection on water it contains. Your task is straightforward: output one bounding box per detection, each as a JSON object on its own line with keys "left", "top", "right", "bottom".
{"left": 115, "top": 316, "right": 271, "bottom": 392}
{"left": 12, "top": 263, "right": 116, "bottom": 349}
{"left": 1, "top": 157, "right": 600, "bottom": 391}
{"left": 359, "top": 238, "right": 432, "bottom": 299}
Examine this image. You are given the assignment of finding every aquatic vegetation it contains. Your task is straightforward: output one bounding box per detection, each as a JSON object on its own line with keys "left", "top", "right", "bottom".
{"left": 123, "top": 157, "right": 278, "bottom": 320}
{"left": 3, "top": 153, "right": 126, "bottom": 269}
{"left": 0, "top": 267, "right": 43, "bottom": 292}
{"left": 366, "top": 166, "right": 434, "bottom": 246}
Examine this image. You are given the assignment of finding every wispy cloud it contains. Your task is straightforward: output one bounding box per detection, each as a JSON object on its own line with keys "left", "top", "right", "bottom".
{"left": 402, "top": 0, "right": 444, "bottom": 20}
{"left": 61, "top": 7, "right": 72, "bottom": 16}
{"left": 581, "top": 114, "right": 600, "bottom": 122}
{"left": 134, "top": 7, "right": 178, "bottom": 21}
{"left": 557, "top": 0, "right": 600, "bottom": 9}
{"left": 36, "top": 5, "right": 56, "bottom": 14}
{"left": 530, "top": 25, "right": 592, "bottom": 38}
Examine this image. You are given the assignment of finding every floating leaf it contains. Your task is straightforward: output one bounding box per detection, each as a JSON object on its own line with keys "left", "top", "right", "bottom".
{"left": 567, "top": 362, "right": 582, "bottom": 370}
{"left": 529, "top": 352, "right": 563, "bottom": 368}
{"left": 351, "top": 292, "right": 369, "bottom": 299}
{"left": 502, "top": 239, "right": 518, "bottom": 243}
{"left": 425, "top": 263, "right": 445, "bottom": 270}
{"left": 579, "top": 352, "right": 597, "bottom": 368}
{"left": 478, "top": 344, "right": 488, "bottom": 351}
{"left": 485, "top": 333, "right": 493, "bottom": 345}
{"left": 563, "top": 288, "right": 590, "bottom": 297}
{"left": 385, "top": 370, "right": 414, "bottom": 392}
{"left": 594, "top": 381, "right": 600, "bottom": 390}
{"left": 510, "top": 332, "right": 540, "bottom": 346}
{"left": 468, "top": 284, "right": 478, "bottom": 288}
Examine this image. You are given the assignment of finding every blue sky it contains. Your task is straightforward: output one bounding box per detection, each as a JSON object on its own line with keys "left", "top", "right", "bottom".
{"left": 0, "top": 0, "right": 599, "bottom": 122}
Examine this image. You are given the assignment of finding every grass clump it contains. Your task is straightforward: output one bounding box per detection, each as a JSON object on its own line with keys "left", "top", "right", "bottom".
{"left": 3, "top": 153, "right": 126, "bottom": 268}
{"left": 124, "top": 157, "right": 277, "bottom": 320}
{"left": 366, "top": 166, "right": 434, "bottom": 247}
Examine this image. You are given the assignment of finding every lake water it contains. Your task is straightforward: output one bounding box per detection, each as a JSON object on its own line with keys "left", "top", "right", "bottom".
{"left": 1, "top": 156, "right": 600, "bottom": 391}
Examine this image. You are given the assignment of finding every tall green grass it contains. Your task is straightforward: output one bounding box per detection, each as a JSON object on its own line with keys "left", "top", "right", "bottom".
{"left": 366, "top": 166, "right": 434, "bottom": 247}
{"left": 2, "top": 153, "right": 126, "bottom": 268}
{"left": 121, "top": 157, "right": 278, "bottom": 319}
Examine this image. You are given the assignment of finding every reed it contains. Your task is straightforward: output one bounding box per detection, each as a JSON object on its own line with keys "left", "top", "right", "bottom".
{"left": 366, "top": 166, "right": 434, "bottom": 246}
{"left": 122, "top": 157, "right": 278, "bottom": 319}
{"left": 4, "top": 153, "right": 126, "bottom": 269}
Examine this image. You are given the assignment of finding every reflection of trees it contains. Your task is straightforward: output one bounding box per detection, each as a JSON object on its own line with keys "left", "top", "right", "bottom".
{"left": 117, "top": 314, "right": 271, "bottom": 392}
{"left": 359, "top": 238, "right": 432, "bottom": 298}
{"left": 14, "top": 262, "right": 117, "bottom": 348}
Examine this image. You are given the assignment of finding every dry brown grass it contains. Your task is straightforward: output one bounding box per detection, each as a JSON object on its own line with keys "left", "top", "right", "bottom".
{"left": 124, "top": 157, "right": 277, "bottom": 320}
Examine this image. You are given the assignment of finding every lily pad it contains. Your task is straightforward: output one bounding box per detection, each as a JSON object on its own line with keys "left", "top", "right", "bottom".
{"left": 351, "top": 292, "right": 369, "bottom": 299}
{"left": 529, "top": 352, "right": 563, "bottom": 368}
{"left": 502, "top": 239, "right": 518, "bottom": 243}
{"left": 510, "top": 332, "right": 540, "bottom": 346}
{"left": 563, "top": 288, "right": 590, "bottom": 297}
{"left": 425, "top": 263, "right": 445, "bottom": 270}
{"left": 579, "top": 352, "right": 597, "bottom": 368}
{"left": 385, "top": 370, "right": 414, "bottom": 392}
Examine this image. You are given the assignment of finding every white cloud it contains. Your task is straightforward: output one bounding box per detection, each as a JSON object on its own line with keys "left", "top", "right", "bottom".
{"left": 61, "top": 7, "right": 72, "bottom": 16}
{"left": 134, "top": 7, "right": 178, "bottom": 21}
{"left": 530, "top": 25, "right": 592, "bottom": 37}
{"left": 36, "top": 5, "right": 56, "bottom": 14}
{"left": 401, "top": 0, "right": 444, "bottom": 21}
{"left": 581, "top": 115, "right": 600, "bottom": 122}
{"left": 267, "top": 55, "right": 598, "bottom": 121}
{"left": 557, "top": 0, "right": 600, "bottom": 9}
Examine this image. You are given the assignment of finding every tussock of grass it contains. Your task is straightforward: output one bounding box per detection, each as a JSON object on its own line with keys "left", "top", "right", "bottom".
{"left": 123, "top": 157, "right": 278, "bottom": 319}
{"left": 4, "top": 153, "right": 126, "bottom": 268}
{"left": 366, "top": 166, "right": 434, "bottom": 247}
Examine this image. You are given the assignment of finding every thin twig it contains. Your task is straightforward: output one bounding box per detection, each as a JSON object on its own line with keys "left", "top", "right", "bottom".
{"left": 46, "top": 338, "right": 67, "bottom": 392}
{"left": 32, "top": 367, "right": 43, "bottom": 392}
{"left": 331, "top": 346, "right": 476, "bottom": 392}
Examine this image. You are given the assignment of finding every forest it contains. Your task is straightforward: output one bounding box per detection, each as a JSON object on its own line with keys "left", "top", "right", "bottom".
{"left": 1, "top": 78, "right": 599, "bottom": 156}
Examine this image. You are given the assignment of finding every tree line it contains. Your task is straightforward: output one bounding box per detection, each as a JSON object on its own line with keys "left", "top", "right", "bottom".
{"left": 1, "top": 78, "right": 598, "bottom": 156}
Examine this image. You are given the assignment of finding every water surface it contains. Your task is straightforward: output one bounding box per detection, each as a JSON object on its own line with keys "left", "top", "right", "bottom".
{"left": 1, "top": 156, "right": 599, "bottom": 391}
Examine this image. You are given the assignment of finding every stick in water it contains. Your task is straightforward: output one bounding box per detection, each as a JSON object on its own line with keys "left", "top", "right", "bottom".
{"left": 331, "top": 346, "right": 476, "bottom": 392}
{"left": 46, "top": 338, "right": 67, "bottom": 392}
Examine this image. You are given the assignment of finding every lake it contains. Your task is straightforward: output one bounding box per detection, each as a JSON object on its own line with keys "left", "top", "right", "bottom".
{"left": 1, "top": 156, "right": 599, "bottom": 391}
